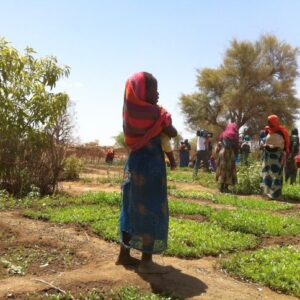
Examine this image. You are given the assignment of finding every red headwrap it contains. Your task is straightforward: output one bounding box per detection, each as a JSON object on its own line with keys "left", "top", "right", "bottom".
{"left": 265, "top": 115, "right": 290, "bottom": 153}
{"left": 123, "top": 72, "right": 171, "bottom": 151}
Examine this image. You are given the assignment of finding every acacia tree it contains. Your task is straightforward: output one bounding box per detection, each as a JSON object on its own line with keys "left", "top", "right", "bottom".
{"left": 0, "top": 38, "right": 72, "bottom": 195}
{"left": 180, "top": 35, "right": 300, "bottom": 134}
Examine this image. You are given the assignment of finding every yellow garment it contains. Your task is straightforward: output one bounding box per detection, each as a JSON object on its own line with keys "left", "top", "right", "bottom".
{"left": 265, "top": 133, "right": 285, "bottom": 150}
{"left": 160, "top": 132, "right": 172, "bottom": 152}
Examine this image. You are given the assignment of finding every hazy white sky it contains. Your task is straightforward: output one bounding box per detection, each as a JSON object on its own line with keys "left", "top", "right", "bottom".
{"left": 1, "top": 0, "right": 300, "bottom": 145}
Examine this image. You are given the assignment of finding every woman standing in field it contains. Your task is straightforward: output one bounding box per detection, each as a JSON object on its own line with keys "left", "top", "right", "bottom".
{"left": 262, "top": 115, "right": 289, "bottom": 199}
{"left": 116, "top": 72, "right": 177, "bottom": 273}
{"left": 216, "top": 123, "right": 239, "bottom": 193}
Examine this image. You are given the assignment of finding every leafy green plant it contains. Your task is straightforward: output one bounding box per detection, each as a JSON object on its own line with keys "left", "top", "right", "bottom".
{"left": 79, "top": 191, "right": 121, "bottom": 206}
{"left": 221, "top": 246, "right": 300, "bottom": 297}
{"left": 95, "top": 175, "right": 122, "bottom": 185}
{"left": 112, "top": 286, "right": 175, "bottom": 299}
{"left": 27, "top": 185, "right": 41, "bottom": 198}
{"left": 169, "top": 199, "right": 212, "bottom": 216}
{"left": 232, "top": 162, "right": 262, "bottom": 195}
{"left": 167, "top": 170, "right": 217, "bottom": 188}
{"left": 1, "top": 258, "right": 25, "bottom": 276}
{"left": 0, "top": 189, "right": 9, "bottom": 200}
{"left": 211, "top": 193, "right": 292, "bottom": 210}
{"left": 167, "top": 218, "right": 257, "bottom": 257}
{"left": 282, "top": 184, "right": 300, "bottom": 201}
{"left": 169, "top": 189, "right": 293, "bottom": 210}
{"left": 210, "top": 209, "right": 300, "bottom": 236}
{"left": 62, "top": 156, "right": 83, "bottom": 180}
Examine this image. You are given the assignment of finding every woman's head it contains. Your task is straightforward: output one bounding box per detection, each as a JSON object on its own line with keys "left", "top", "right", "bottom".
{"left": 265, "top": 114, "right": 290, "bottom": 153}
{"left": 128, "top": 72, "right": 159, "bottom": 104}
{"left": 291, "top": 128, "right": 298, "bottom": 136}
{"left": 219, "top": 122, "right": 239, "bottom": 143}
{"left": 244, "top": 135, "right": 250, "bottom": 141}
{"left": 260, "top": 130, "right": 266, "bottom": 139}
{"left": 226, "top": 122, "right": 238, "bottom": 132}
{"left": 267, "top": 115, "right": 280, "bottom": 128}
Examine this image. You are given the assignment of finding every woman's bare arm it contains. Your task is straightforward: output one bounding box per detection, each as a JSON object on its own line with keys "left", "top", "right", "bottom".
{"left": 162, "top": 124, "right": 177, "bottom": 138}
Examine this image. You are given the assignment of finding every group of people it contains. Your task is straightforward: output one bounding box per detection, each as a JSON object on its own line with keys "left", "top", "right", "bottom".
{"left": 117, "top": 71, "right": 299, "bottom": 274}
{"left": 215, "top": 115, "right": 300, "bottom": 198}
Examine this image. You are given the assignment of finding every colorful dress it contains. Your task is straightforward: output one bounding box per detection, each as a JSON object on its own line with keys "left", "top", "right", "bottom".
{"left": 216, "top": 140, "right": 237, "bottom": 185}
{"left": 120, "top": 136, "right": 168, "bottom": 254}
{"left": 262, "top": 148, "right": 283, "bottom": 199}
{"left": 262, "top": 115, "right": 290, "bottom": 199}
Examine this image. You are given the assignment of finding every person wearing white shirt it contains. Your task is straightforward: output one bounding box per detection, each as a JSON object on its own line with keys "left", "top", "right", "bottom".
{"left": 193, "top": 130, "right": 209, "bottom": 177}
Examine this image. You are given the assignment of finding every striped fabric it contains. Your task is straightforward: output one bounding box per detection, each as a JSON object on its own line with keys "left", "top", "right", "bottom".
{"left": 123, "top": 72, "right": 171, "bottom": 151}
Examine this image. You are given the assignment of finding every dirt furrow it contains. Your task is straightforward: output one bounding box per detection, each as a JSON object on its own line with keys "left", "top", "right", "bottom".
{"left": 0, "top": 211, "right": 297, "bottom": 299}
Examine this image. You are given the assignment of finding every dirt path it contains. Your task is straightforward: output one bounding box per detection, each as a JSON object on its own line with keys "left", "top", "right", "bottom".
{"left": 59, "top": 180, "right": 120, "bottom": 195}
{"left": 0, "top": 211, "right": 297, "bottom": 300}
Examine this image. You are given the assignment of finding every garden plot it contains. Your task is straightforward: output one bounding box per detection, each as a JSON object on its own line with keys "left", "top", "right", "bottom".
{"left": 1, "top": 163, "right": 300, "bottom": 299}
{"left": 0, "top": 222, "right": 16, "bottom": 243}
{"left": 221, "top": 246, "right": 300, "bottom": 298}
{"left": 0, "top": 243, "right": 86, "bottom": 278}
{"left": 23, "top": 199, "right": 258, "bottom": 258}
{"left": 2, "top": 211, "right": 288, "bottom": 300}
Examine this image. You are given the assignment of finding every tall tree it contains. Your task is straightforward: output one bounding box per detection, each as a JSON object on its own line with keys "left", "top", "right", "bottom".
{"left": 180, "top": 35, "right": 300, "bottom": 134}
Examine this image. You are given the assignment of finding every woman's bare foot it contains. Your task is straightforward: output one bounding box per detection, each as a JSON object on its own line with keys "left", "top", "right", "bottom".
{"left": 137, "top": 261, "right": 169, "bottom": 274}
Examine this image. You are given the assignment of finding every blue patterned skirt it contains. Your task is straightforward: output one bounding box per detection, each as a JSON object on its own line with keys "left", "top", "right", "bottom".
{"left": 120, "top": 136, "right": 168, "bottom": 254}
{"left": 262, "top": 148, "right": 283, "bottom": 199}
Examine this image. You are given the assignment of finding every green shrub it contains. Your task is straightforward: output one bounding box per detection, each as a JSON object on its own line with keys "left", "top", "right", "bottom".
{"left": 62, "top": 155, "right": 82, "bottom": 180}
{"left": 233, "top": 162, "right": 262, "bottom": 195}
{"left": 0, "top": 39, "right": 71, "bottom": 196}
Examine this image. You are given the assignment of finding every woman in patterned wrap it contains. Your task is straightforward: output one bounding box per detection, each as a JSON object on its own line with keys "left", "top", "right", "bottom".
{"left": 116, "top": 72, "right": 177, "bottom": 273}
{"left": 215, "top": 123, "right": 239, "bottom": 193}
{"left": 262, "top": 115, "right": 289, "bottom": 199}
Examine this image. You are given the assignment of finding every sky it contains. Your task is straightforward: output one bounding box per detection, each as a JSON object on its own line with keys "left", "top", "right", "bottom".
{"left": 1, "top": 0, "right": 300, "bottom": 145}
